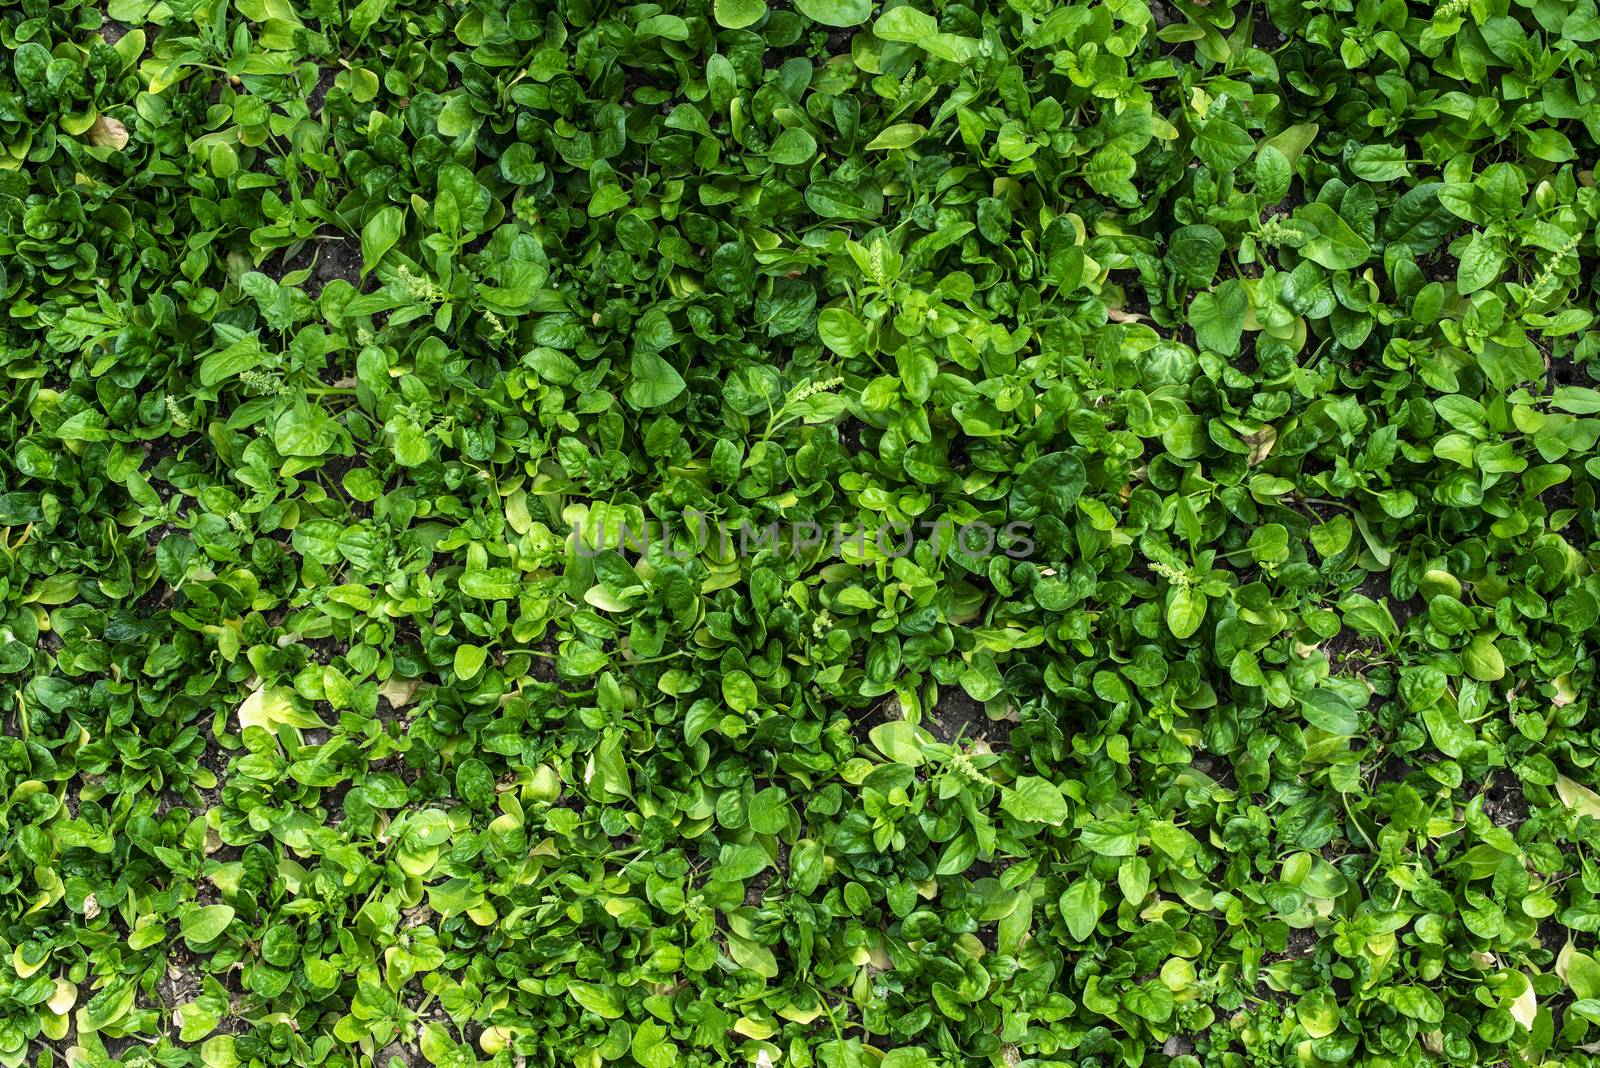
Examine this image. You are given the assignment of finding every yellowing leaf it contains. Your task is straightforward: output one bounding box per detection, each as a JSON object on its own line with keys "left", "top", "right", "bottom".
{"left": 237, "top": 685, "right": 325, "bottom": 733}
{"left": 85, "top": 115, "right": 128, "bottom": 150}
{"left": 377, "top": 676, "right": 421, "bottom": 708}
{"left": 1557, "top": 774, "right": 1600, "bottom": 819}
{"left": 1509, "top": 975, "right": 1537, "bottom": 1029}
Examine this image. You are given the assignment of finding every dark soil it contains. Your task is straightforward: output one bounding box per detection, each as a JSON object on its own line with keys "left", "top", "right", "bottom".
{"left": 102, "top": 1035, "right": 146, "bottom": 1062}
{"left": 195, "top": 743, "right": 228, "bottom": 818}
{"left": 1324, "top": 627, "right": 1384, "bottom": 676}
{"left": 318, "top": 451, "right": 356, "bottom": 484}
{"left": 307, "top": 67, "right": 338, "bottom": 115}
{"left": 1190, "top": 750, "right": 1238, "bottom": 790}
{"left": 964, "top": 858, "right": 997, "bottom": 884}
{"left": 316, "top": 456, "right": 373, "bottom": 521}
{"left": 161, "top": 944, "right": 204, "bottom": 1015}
{"left": 1297, "top": 496, "right": 1342, "bottom": 524}
{"left": 144, "top": 519, "right": 182, "bottom": 551}
{"left": 304, "top": 634, "right": 351, "bottom": 663}
{"left": 1479, "top": 777, "right": 1530, "bottom": 830}
{"left": 268, "top": 233, "right": 364, "bottom": 297}
{"left": 1261, "top": 925, "right": 1318, "bottom": 965}
{"left": 1371, "top": 752, "right": 1412, "bottom": 787}
{"left": 1356, "top": 569, "right": 1391, "bottom": 602}
{"left": 1149, "top": 0, "right": 1180, "bottom": 28}
{"left": 142, "top": 432, "right": 184, "bottom": 472}
{"left": 1110, "top": 272, "right": 1152, "bottom": 318}
{"left": 319, "top": 236, "right": 366, "bottom": 288}
{"left": 101, "top": 19, "right": 130, "bottom": 45}
{"left": 379, "top": 1040, "right": 417, "bottom": 1067}
{"left": 1252, "top": 16, "right": 1287, "bottom": 50}
{"left": 1390, "top": 593, "right": 1425, "bottom": 627}
{"left": 743, "top": 843, "right": 790, "bottom": 907}
{"left": 837, "top": 418, "right": 863, "bottom": 457}
{"left": 527, "top": 635, "right": 561, "bottom": 683}
{"left": 1325, "top": 570, "right": 1397, "bottom": 675}
{"left": 1549, "top": 353, "right": 1582, "bottom": 383}
{"left": 851, "top": 696, "right": 899, "bottom": 740}
{"left": 1417, "top": 249, "right": 1457, "bottom": 283}
{"left": 1538, "top": 918, "right": 1568, "bottom": 955}
{"left": 319, "top": 775, "right": 356, "bottom": 828}
{"left": 926, "top": 686, "right": 1000, "bottom": 748}
{"left": 1541, "top": 476, "right": 1576, "bottom": 517}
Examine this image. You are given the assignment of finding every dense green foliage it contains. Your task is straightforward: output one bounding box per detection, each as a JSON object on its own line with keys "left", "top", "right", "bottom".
{"left": 5, "top": 0, "right": 1600, "bottom": 1065}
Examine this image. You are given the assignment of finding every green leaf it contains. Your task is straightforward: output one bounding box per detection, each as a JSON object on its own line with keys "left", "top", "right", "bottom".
{"left": 722, "top": 669, "right": 757, "bottom": 713}
{"left": 181, "top": 905, "right": 237, "bottom": 944}
{"left": 360, "top": 206, "right": 404, "bottom": 275}
{"left": 499, "top": 142, "right": 545, "bottom": 184}
{"left": 865, "top": 123, "right": 927, "bottom": 151}
{"left": 1189, "top": 282, "right": 1246, "bottom": 356}
{"left": 1456, "top": 230, "right": 1505, "bottom": 294}
{"left": 631, "top": 1021, "right": 680, "bottom": 1068}
{"left": 714, "top": 0, "right": 766, "bottom": 28}
{"left": 1008, "top": 451, "right": 1085, "bottom": 521}
{"left": 875, "top": 5, "right": 938, "bottom": 39}
{"left": 1083, "top": 146, "right": 1137, "bottom": 204}
{"left": 1165, "top": 588, "right": 1207, "bottom": 639}
{"left": 1167, "top": 225, "right": 1224, "bottom": 288}
{"left": 1002, "top": 776, "right": 1068, "bottom": 825}
{"left": 238, "top": 686, "right": 327, "bottom": 733}
{"left": 273, "top": 403, "right": 339, "bottom": 457}
{"left": 769, "top": 127, "right": 817, "bottom": 165}
{"left": 199, "top": 336, "right": 267, "bottom": 387}
{"left": 567, "top": 982, "right": 624, "bottom": 1019}
{"left": 869, "top": 721, "right": 927, "bottom": 766}
{"left": 460, "top": 568, "right": 520, "bottom": 599}
{"left": 749, "top": 786, "right": 791, "bottom": 834}
{"left": 796, "top": 0, "right": 872, "bottom": 27}
{"left": 1254, "top": 145, "right": 1291, "bottom": 201}
{"left": 626, "top": 350, "right": 686, "bottom": 409}
{"left": 455, "top": 644, "right": 487, "bottom": 680}
{"left": 1301, "top": 688, "right": 1360, "bottom": 736}
{"left": 1349, "top": 144, "right": 1411, "bottom": 181}
{"left": 1296, "top": 203, "right": 1371, "bottom": 269}
{"left": 1058, "top": 878, "right": 1102, "bottom": 940}
{"left": 818, "top": 307, "right": 870, "bottom": 357}
{"left": 348, "top": 0, "right": 391, "bottom": 36}
{"left": 1193, "top": 117, "right": 1254, "bottom": 173}
{"left": 716, "top": 843, "right": 770, "bottom": 881}
{"left": 1463, "top": 633, "right": 1506, "bottom": 681}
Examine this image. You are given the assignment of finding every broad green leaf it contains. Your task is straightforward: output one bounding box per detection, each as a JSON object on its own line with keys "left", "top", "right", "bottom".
{"left": 181, "top": 905, "right": 236, "bottom": 944}
{"left": 1296, "top": 203, "right": 1371, "bottom": 269}
{"left": 1301, "top": 688, "right": 1359, "bottom": 736}
{"left": 769, "top": 127, "right": 817, "bottom": 165}
{"left": 1193, "top": 117, "right": 1254, "bottom": 173}
{"left": 818, "top": 306, "right": 870, "bottom": 357}
{"left": 199, "top": 336, "right": 267, "bottom": 387}
{"left": 1165, "top": 588, "right": 1207, "bottom": 639}
{"left": 869, "top": 721, "right": 927, "bottom": 766}
{"left": 360, "top": 206, "right": 404, "bottom": 275}
{"left": 797, "top": 0, "right": 871, "bottom": 26}
{"left": 1002, "top": 776, "right": 1068, "bottom": 825}
{"left": 1058, "top": 878, "right": 1101, "bottom": 940}
{"left": 714, "top": 0, "right": 766, "bottom": 28}
{"left": 567, "top": 982, "right": 624, "bottom": 1019}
